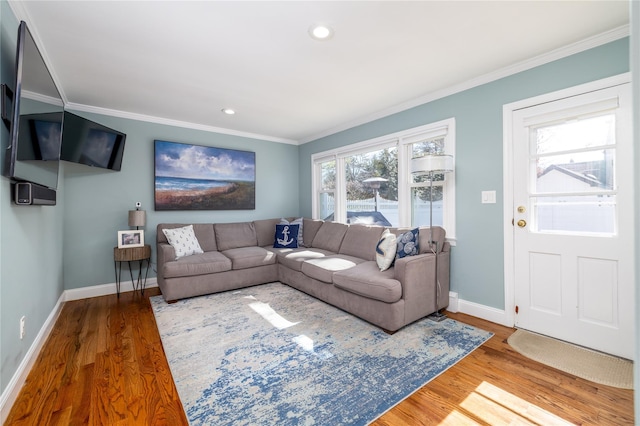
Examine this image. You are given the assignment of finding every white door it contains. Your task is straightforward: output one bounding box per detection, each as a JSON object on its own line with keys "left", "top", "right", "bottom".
{"left": 511, "top": 83, "right": 634, "bottom": 359}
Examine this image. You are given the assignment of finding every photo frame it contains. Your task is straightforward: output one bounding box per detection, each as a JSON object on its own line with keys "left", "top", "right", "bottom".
{"left": 117, "top": 230, "right": 145, "bottom": 249}
{"left": 154, "top": 140, "right": 255, "bottom": 210}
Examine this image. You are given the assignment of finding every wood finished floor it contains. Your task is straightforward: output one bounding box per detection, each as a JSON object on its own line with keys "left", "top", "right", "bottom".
{"left": 5, "top": 287, "right": 634, "bottom": 425}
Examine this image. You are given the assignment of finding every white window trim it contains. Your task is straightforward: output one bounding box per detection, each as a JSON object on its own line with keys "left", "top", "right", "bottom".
{"left": 312, "top": 118, "right": 456, "bottom": 242}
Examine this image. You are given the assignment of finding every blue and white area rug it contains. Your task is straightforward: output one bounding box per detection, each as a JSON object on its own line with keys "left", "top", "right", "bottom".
{"left": 150, "top": 282, "right": 493, "bottom": 425}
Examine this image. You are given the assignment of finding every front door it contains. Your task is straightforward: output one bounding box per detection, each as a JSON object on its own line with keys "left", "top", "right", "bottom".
{"left": 511, "top": 82, "right": 634, "bottom": 359}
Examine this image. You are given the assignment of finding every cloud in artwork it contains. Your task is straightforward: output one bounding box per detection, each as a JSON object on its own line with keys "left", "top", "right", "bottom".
{"left": 155, "top": 141, "right": 255, "bottom": 181}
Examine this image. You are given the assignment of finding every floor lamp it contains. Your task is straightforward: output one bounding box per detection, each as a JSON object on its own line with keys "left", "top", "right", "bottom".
{"left": 410, "top": 154, "right": 454, "bottom": 322}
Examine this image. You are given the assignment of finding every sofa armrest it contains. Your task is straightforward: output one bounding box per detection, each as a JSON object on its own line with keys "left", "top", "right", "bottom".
{"left": 156, "top": 243, "right": 176, "bottom": 283}
{"left": 394, "top": 249, "right": 450, "bottom": 324}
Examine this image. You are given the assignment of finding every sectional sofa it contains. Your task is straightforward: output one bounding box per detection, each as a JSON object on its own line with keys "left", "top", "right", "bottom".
{"left": 156, "top": 218, "right": 450, "bottom": 332}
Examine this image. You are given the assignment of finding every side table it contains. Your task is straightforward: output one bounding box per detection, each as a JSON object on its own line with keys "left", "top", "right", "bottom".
{"left": 114, "top": 244, "right": 151, "bottom": 297}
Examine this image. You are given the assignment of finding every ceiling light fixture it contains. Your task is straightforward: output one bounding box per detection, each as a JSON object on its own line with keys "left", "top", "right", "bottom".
{"left": 221, "top": 108, "right": 236, "bottom": 115}
{"left": 309, "top": 24, "right": 333, "bottom": 41}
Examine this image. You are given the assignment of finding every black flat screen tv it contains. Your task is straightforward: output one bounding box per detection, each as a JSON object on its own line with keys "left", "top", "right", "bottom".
{"left": 3, "top": 21, "right": 63, "bottom": 190}
{"left": 60, "top": 112, "right": 126, "bottom": 171}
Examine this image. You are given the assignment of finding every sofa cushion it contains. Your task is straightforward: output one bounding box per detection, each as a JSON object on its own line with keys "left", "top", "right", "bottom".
{"left": 375, "top": 229, "right": 397, "bottom": 271}
{"left": 273, "top": 224, "right": 299, "bottom": 248}
{"left": 222, "top": 246, "right": 277, "bottom": 270}
{"left": 254, "top": 218, "right": 281, "bottom": 247}
{"left": 396, "top": 228, "right": 419, "bottom": 259}
{"left": 162, "top": 251, "right": 232, "bottom": 278}
{"left": 338, "top": 224, "right": 384, "bottom": 261}
{"left": 301, "top": 254, "right": 365, "bottom": 283}
{"left": 333, "top": 261, "right": 402, "bottom": 303}
{"left": 162, "top": 225, "right": 204, "bottom": 259}
{"left": 214, "top": 222, "right": 258, "bottom": 251}
{"left": 157, "top": 223, "right": 217, "bottom": 252}
{"left": 310, "top": 221, "right": 348, "bottom": 252}
{"left": 267, "top": 247, "right": 334, "bottom": 272}
{"left": 303, "top": 219, "right": 324, "bottom": 248}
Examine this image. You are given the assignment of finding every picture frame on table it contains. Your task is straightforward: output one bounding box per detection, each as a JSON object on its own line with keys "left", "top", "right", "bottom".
{"left": 117, "top": 230, "right": 145, "bottom": 249}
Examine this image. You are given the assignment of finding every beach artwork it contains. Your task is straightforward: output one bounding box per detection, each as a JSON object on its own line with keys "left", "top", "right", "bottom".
{"left": 154, "top": 140, "right": 255, "bottom": 210}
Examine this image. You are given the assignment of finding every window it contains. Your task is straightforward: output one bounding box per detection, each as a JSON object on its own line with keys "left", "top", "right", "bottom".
{"left": 530, "top": 112, "right": 617, "bottom": 234}
{"left": 312, "top": 119, "right": 455, "bottom": 240}
{"left": 317, "top": 159, "right": 336, "bottom": 220}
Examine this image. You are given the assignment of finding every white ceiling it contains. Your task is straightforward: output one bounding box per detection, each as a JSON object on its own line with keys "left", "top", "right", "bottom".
{"left": 9, "top": 1, "right": 629, "bottom": 144}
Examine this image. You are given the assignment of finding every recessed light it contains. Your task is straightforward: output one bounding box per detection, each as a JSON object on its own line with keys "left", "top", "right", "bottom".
{"left": 309, "top": 24, "right": 333, "bottom": 41}
{"left": 221, "top": 108, "right": 236, "bottom": 115}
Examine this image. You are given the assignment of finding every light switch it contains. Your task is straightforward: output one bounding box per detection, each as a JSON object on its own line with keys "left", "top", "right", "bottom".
{"left": 482, "top": 190, "right": 496, "bottom": 204}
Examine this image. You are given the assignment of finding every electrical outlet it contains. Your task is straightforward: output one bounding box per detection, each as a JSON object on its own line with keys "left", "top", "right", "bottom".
{"left": 20, "top": 316, "right": 25, "bottom": 340}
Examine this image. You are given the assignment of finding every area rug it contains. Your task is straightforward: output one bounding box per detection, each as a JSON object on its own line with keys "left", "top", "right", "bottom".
{"left": 508, "top": 329, "right": 633, "bottom": 389}
{"left": 150, "top": 282, "right": 493, "bottom": 425}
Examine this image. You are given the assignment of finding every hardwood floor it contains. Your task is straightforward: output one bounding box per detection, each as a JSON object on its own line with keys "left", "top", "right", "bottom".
{"left": 5, "top": 288, "right": 634, "bottom": 425}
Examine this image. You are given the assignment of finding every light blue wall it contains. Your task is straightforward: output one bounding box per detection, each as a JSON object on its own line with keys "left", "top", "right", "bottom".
{"left": 62, "top": 112, "right": 300, "bottom": 289}
{"left": 299, "top": 38, "right": 630, "bottom": 310}
{"left": 0, "top": 1, "right": 65, "bottom": 394}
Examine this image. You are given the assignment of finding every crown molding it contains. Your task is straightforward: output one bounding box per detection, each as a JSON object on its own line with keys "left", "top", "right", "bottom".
{"left": 65, "top": 103, "right": 299, "bottom": 145}
{"left": 299, "top": 25, "right": 630, "bottom": 144}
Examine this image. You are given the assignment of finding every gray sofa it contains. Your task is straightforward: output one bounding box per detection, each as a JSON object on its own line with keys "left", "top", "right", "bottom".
{"left": 156, "top": 218, "right": 450, "bottom": 332}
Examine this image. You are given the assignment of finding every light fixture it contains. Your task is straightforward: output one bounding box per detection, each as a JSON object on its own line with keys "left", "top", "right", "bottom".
{"left": 309, "top": 24, "right": 333, "bottom": 41}
{"left": 221, "top": 108, "right": 236, "bottom": 115}
{"left": 128, "top": 202, "right": 146, "bottom": 230}
{"left": 411, "top": 154, "right": 454, "bottom": 322}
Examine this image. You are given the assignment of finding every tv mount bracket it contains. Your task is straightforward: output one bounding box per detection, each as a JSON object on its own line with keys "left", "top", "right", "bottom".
{"left": 1, "top": 84, "right": 13, "bottom": 130}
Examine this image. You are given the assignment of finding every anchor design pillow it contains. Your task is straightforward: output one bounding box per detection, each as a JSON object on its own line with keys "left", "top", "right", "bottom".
{"left": 273, "top": 224, "right": 300, "bottom": 248}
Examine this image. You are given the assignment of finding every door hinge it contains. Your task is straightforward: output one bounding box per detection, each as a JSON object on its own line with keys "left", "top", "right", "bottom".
{"left": 515, "top": 305, "right": 519, "bottom": 314}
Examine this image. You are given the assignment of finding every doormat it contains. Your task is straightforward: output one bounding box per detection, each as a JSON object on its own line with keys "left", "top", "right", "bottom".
{"left": 508, "top": 329, "right": 633, "bottom": 389}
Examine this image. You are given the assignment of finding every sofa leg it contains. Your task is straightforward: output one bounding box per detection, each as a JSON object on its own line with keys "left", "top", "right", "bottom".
{"left": 382, "top": 328, "right": 396, "bottom": 335}
{"left": 167, "top": 300, "right": 178, "bottom": 304}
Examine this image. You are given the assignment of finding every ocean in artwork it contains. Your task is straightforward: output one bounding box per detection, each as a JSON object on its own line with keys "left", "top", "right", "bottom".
{"left": 155, "top": 176, "right": 233, "bottom": 192}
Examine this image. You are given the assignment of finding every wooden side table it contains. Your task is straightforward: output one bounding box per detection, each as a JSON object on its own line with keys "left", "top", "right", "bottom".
{"left": 114, "top": 244, "right": 151, "bottom": 297}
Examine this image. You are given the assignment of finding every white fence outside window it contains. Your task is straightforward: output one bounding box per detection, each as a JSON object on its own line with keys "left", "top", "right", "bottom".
{"left": 320, "top": 194, "right": 444, "bottom": 228}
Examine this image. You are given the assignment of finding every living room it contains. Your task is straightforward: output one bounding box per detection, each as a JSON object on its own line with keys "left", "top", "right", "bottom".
{"left": 1, "top": 1, "right": 638, "bottom": 424}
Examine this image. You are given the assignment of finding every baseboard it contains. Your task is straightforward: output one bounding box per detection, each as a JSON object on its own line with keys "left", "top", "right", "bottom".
{"left": 0, "top": 278, "right": 158, "bottom": 421}
{"left": 456, "top": 298, "right": 510, "bottom": 327}
{"left": 447, "top": 291, "right": 459, "bottom": 313}
{"left": 0, "top": 292, "right": 65, "bottom": 425}
{"left": 64, "top": 278, "right": 158, "bottom": 302}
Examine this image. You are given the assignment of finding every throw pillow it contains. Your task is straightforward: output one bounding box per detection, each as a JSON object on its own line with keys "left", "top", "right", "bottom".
{"left": 279, "top": 217, "right": 304, "bottom": 246}
{"left": 162, "top": 225, "right": 204, "bottom": 260}
{"left": 396, "top": 228, "right": 419, "bottom": 259}
{"left": 375, "top": 229, "right": 397, "bottom": 271}
{"left": 274, "top": 224, "right": 300, "bottom": 248}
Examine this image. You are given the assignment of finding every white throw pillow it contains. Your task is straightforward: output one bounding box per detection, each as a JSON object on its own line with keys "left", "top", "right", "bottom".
{"left": 162, "top": 225, "right": 204, "bottom": 260}
{"left": 279, "top": 217, "right": 304, "bottom": 246}
{"left": 375, "top": 229, "right": 397, "bottom": 272}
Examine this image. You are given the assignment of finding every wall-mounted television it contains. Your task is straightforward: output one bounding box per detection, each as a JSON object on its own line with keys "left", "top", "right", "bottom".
{"left": 3, "top": 21, "right": 63, "bottom": 191}
{"left": 61, "top": 112, "right": 126, "bottom": 171}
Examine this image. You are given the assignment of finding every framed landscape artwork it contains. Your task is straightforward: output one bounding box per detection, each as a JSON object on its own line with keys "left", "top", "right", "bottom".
{"left": 154, "top": 140, "right": 256, "bottom": 210}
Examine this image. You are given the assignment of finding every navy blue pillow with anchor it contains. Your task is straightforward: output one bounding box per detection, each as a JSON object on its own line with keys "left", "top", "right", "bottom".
{"left": 274, "top": 224, "right": 300, "bottom": 248}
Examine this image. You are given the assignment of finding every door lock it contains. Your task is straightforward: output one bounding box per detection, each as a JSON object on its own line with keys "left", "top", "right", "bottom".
{"left": 517, "top": 206, "right": 526, "bottom": 213}
{"left": 517, "top": 219, "right": 527, "bottom": 228}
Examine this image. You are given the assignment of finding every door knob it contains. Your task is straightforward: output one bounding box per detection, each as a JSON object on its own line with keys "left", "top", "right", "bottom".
{"left": 517, "top": 219, "right": 527, "bottom": 228}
